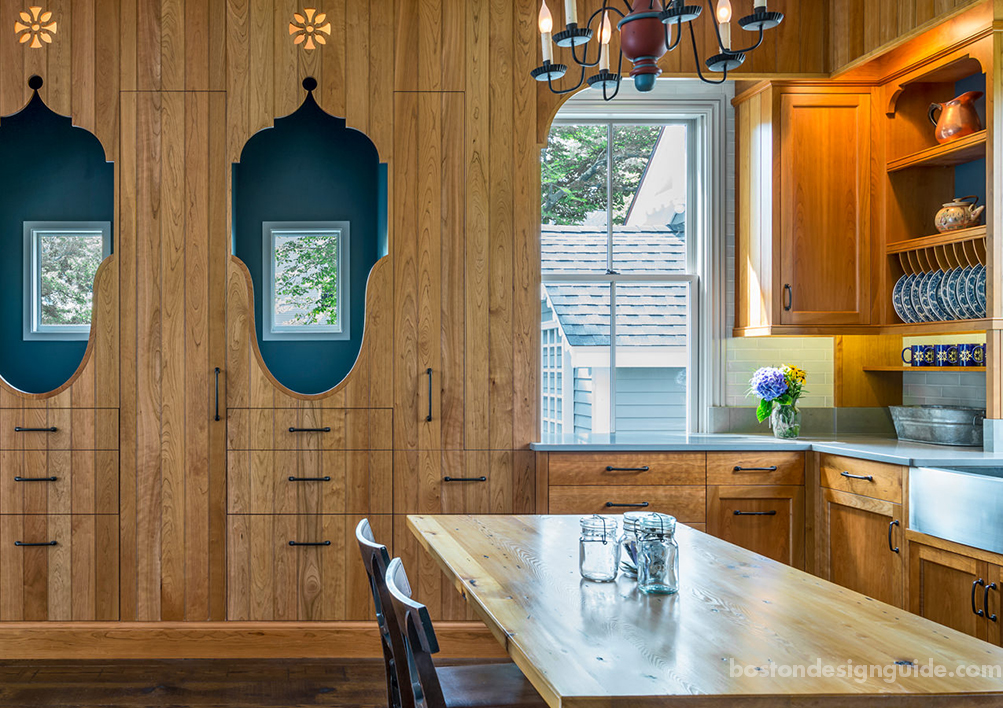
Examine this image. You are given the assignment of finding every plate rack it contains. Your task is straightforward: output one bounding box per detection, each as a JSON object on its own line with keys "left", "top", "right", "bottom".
{"left": 887, "top": 225, "right": 986, "bottom": 275}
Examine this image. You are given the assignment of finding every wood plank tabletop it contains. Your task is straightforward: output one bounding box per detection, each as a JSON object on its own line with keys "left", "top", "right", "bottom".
{"left": 407, "top": 514, "right": 1003, "bottom": 707}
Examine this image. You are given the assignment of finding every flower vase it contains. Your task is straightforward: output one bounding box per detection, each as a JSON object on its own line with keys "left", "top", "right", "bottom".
{"left": 770, "top": 404, "right": 801, "bottom": 439}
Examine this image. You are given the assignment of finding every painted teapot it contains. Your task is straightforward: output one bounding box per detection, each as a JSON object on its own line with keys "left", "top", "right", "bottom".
{"left": 929, "top": 91, "right": 983, "bottom": 143}
{"left": 934, "top": 195, "right": 985, "bottom": 233}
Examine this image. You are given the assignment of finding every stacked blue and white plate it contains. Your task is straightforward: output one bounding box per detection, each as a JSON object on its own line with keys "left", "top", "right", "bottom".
{"left": 892, "top": 265, "right": 986, "bottom": 323}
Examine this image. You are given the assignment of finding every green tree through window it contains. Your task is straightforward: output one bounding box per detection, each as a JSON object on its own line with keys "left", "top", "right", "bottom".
{"left": 273, "top": 232, "right": 340, "bottom": 326}
{"left": 38, "top": 234, "right": 103, "bottom": 326}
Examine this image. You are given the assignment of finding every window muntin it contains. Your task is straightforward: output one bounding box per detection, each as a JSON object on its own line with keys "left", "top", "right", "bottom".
{"left": 24, "top": 222, "right": 111, "bottom": 341}
{"left": 262, "top": 222, "right": 350, "bottom": 341}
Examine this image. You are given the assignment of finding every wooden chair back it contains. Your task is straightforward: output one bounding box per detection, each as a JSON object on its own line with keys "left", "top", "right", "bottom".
{"left": 385, "top": 557, "right": 447, "bottom": 708}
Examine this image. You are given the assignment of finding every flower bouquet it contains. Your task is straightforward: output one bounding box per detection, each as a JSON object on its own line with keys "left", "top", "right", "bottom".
{"left": 749, "top": 365, "right": 807, "bottom": 439}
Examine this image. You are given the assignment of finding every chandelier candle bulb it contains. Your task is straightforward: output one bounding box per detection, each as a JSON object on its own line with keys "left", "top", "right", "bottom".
{"left": 564, "top": 0, "right": 578, "bottom": 26}
{"left": 716, "top": 0, "right": 732, "bottom": 49}
{"left": 754, "top": 0, "right": 766, "bottom": 9}
{"left": 539, "top": 1, "right": 554, "bottom": 62}
{"left": 598, "top": 11, "right": 611, "bottom": 71}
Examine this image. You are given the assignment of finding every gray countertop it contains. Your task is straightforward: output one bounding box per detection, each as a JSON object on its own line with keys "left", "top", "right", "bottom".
{"left": 530, "top": 433, "right": 1003, "bottom": 467}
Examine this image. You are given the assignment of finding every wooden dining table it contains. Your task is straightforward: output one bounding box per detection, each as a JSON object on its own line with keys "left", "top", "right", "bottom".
{"left": 408, "top": 514, "right": 1003, "bottom": 707}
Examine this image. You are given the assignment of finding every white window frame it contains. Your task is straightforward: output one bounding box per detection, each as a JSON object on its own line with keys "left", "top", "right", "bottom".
{"left": 23, "top": 221, "right": 111, "bottom": 342}
{"left": 542, "top": 81, "right": 729, "bottom": 434}
{"left": 262, "top": 221, "right": 351, "bottom": 341}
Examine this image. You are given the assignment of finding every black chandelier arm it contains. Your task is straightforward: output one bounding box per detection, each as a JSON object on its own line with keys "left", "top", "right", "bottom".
{"left": 662, "top": 17, "right": 684, "bottom": 52}
{"left": 571, "top": 3, "right": 627, "bottom": 67}
{"left": 601, "top": 50, "right": 625, "bottom": 101}
{"left": 688, "top": 20, "right": 728, "bottom": 85}
{"left": 547, "top": 63, "right": 588, "bottom": 94}
{"left": 705, "top": 0, "right": 726, "bottom": 52}
{"left": 730, "top": 24, "right": 765, "bottom": 54}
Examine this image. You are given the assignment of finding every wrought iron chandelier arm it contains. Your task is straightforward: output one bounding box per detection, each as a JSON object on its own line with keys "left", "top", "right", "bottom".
{"left": 662, "top": 17, "right": 684, "bottom": 52}
{"left": 688, "top": 20, "right": 728, "bottom": 85}
{"left": 729, "top": 25, "right": 764, "bottom": 54}
{"left": 572, "top": 3, "right": 627, "bottom": 67}
{"left": 547, "top": 63, "right": 588, "bottom": 94}
{"left": 602, "top": 49, "right": 625, "bottom": 101}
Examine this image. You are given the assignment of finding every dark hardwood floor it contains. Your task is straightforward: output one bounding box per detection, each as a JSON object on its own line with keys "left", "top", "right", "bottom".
{"left": 0, "top": 659, "right": 396, "bottom": 708}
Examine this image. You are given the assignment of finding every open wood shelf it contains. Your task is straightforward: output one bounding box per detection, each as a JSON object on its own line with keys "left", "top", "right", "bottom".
{"left": 881, "top": 318, "right": 997, "bottom": 335}
{"left": 887, "top": 224, "right": 986, "bottom": 274}
{"left": 886, "top": 225, "right": 986, "bottom": 254}
{"left": 864, "top": 366, "right": 985, "bottom": 373}
{"left": 886, "top": 130, "right": 986, "bottom": 172}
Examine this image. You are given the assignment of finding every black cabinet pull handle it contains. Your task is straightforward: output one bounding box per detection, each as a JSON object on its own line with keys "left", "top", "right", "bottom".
{"left": 443, "top": 476, "right": 487, "bottom": 483}
{"left": 985, "top": 582, "right": 997, "bottom": 622}
{"left": 288, "top": 540, "right": 331, "bottom": 547}
{"left": 734, "top": 466, "right": 777, "bottom": 472}
{"left": 783, "top": 283, "right": 792, "bottom": 311}
{"left": 972, "top": 578, "right": 986, "bottom": 617}
{"left": 840, "top": 471, "right": 874, "bottom": 482}
{"left": 888, "top": 519, "right": 900, "bottom": 553}
{"left": 14, "top": 540, "right": 57, "bottom": 547}
{"left": 733, "top": 510, "right": 777, "bottom": 516}
{"left": 288, "top": 476, "right": 331, "bottom": 482}
{"left": 605, "top": 502, "right": 649, "bottom": 508}
{"left": 426, "top": 368, "right": 433, "bottom": 422}
{"left": 214, "top": 367, "right": 221, "bottom": 422}
{"left": 14, "top": 476, "right": 57, "bottom": 482}
{"left": 606, "top": 466, "right": 649, "bottom": 472}
{"left": 14, "top": 427, "right": 57, "bottom": 433}
{"left": 288, "top": 427, "right": 331, "bottom": 433}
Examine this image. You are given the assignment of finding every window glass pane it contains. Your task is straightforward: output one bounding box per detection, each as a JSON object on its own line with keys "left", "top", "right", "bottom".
{"left": 614, "top": 283, "right": 689, "bottom": 434}
{"left": 37, "top": 232, "right": 104, "bottom": 327}
{"left": 541, "top": 124, "right": 608, "bottom": 274}
{"left": 611, "top": 124, "right": 688, "bottom": 274}
{"left": 540, "top": 282, "right": 611, "bottom": 437}
{"left": 272, "top": 231, "right": 341, "bottom": 330}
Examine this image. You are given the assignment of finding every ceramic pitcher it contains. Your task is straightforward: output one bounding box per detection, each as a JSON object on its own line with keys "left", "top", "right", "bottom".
{"left": 929, "top": 91, "right": 983, "bottom": 143}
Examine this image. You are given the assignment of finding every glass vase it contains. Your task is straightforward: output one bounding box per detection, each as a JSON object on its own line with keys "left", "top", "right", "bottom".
{"left": 770, "top": 404, "right": 801, "bottom": 439}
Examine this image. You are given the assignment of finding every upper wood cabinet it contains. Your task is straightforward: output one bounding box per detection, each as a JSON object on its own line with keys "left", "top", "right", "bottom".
{"left": 735, "top": 86, "right": 872, "bottom": 334}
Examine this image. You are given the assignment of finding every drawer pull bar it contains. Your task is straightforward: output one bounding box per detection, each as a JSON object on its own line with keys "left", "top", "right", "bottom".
{"left": 443, "top": 476, "right": 487, "bottom": 483}
{"left": 840, "top": 471, "right": 874, "bottom": 482}
{"left": 14, "top": 476, "right": 57, "bottom": 482}
{"left": 14, "top": 541, "right": 57, "bottom": 547}
{"left": 733, "top": 466, "right": 777, "bottom": 472}
{"left": 288, "top": 476, "right": 331, "bottom": 482}
{"left": 985, "top": 582, "right": 998, "bottom": 622}
{"left": 288, "top": 427, "right": 331, "bottom": 433}
{"left": 972, "top": 578, "right": 986, "bottom": 617}
{"left": 214, "top": 367, "right": 221, "bottom": 422}
{"left": 426, "top": 368, "right": 433, "bottom": 422}
{"left": 888, "top": 519, "right": 900, "bottom": 553}
{"left": 605, "top": 502, "right": 649, "bottom": 508}
{"left": 733, "top": 510, "right": 777, "bottom": 516}
{"left": 14, "top": 427, "right": 57, "bottom": 433}
{"left": 288, "top": 540, "right": 331, "bottom": 547}
{"left": 606, "top": 466, "right": 649, "bottom": 472}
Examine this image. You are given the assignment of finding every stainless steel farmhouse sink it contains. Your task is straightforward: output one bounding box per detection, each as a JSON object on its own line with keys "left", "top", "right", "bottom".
{"left": 910, "top": 466, "right": 1003, "bottom": 555}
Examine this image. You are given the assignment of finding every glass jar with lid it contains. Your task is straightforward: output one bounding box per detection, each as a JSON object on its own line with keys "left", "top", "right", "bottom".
{"left": 617, "top": 511, "right": 650, "bottom": 578}
{"left": 636, "top": 513, "right": 679, "bottom": 595}
{"left": 579, "top": 515, "right": 620, "bottom": 582}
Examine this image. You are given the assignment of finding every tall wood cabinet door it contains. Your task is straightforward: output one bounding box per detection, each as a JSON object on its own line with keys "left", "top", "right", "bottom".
{"left": 909, "top": 541, "right": 989, "bottom": 642}
{"left": 708, "top": 486, "right": 804, "bottom": 568}
{"left": 819, "top": 488, "right": 904, "bottom": 608}
{"left": 779, "top": 93, "right": 871, "bottom": 325}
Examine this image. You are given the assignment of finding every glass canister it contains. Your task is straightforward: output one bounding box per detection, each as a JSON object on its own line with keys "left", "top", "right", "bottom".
{"left": 618, "top": 511, "right": 649, "bottom": 578}
{"left": 579, "top": 515, "right": 620, "bottom": 582}
{"left": 636, "top": 513, "right": 679, "bottom": 595}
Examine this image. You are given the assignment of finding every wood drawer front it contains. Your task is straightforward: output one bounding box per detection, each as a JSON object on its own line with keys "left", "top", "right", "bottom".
{"left": 0, "top": 450, "right": 118, "bottom": 514}
{"left": 819, "top": 454, "right": 903, "bottom": 503}
{"left": 228, "top": 450, "right": 391, "bottom": 515}
{"left": 0, "top": 409, "right": 118, "bottom": 450}
{"left": 227, "top": 409, "right": 393, "bottom": 451}
{"left": 548, "top": 486, "right": 706, "bottom": 523}
{"left": 547, "top": 453, "right": 705, "bottom": 486}
{"left": 227, "top": 514, "right": 388, "bottom": 621}
{"left": 0, "top": 514, "right": 119, "bottom": 621}
{"left": 707, "top": 452, "right": 804, "bottom": 486}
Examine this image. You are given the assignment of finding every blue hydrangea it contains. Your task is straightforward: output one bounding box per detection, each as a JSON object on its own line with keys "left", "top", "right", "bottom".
{"left": 750, "top": 367, "right": 789, "bottom": 402}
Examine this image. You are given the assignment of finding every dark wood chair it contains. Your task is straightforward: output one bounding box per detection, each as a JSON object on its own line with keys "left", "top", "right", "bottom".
{"left": 385, "top": 555, "right": 547, "bottom": 708}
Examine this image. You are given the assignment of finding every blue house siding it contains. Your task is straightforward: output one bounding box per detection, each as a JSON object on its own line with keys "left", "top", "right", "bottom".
{"left": 615, "top": 367, "right": 686, "bottom": 433}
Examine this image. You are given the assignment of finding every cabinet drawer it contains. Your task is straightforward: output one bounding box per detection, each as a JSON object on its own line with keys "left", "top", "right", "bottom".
{"left": 226, "top": 409, "right": 392, "bottom": 451}
{"left": 819, "top": 454, "right": 903, "bottom": 503}
{"left": 1, "top": 450, "right": 118, "bottom": 514}
{"left": 228, "top": 450, "right": 391, "bottom": 515}
{"left": 0, "top": 514, "right": 119, "bottom": 621}
{"left": 707, "top": 452, "right": 804, "bottom": 486}
{"left": 0, "top": 409, "right": 118, "bottom": 450}
{"left": 226, "top": 514, "right": 388, "bottom": 621}
{"left": 547, "top": 452, "right": 705, "bottom": 486}
{"left": 548, "top": 486, "right": 705, "bottom": 523}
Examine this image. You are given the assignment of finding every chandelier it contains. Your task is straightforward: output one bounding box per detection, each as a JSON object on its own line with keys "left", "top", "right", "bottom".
{"left": 532, "top": 0, "right": 783, "bottom": 98}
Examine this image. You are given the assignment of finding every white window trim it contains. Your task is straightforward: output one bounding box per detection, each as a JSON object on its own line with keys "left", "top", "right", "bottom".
{"left": 23, "top": 221, "right": 111, "bottom": 342}
{"left": 262, "top": 221, "right": 351, "bottom": 342}
{"left": 543, "top": 80, "right": 731, "bottom": 434}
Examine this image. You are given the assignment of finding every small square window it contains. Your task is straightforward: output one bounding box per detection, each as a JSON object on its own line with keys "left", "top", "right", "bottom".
{"left": 24, "top": 222, "right": 111, "bottom": 342}
{"left": 262, "top": 222, "right": 350, "bottom": 341}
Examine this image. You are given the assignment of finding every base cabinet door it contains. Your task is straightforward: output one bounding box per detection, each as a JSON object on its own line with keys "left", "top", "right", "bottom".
{"left": 708, "top": 485, "right": 804, "bottom": 568}
{"left": 818, "top": 488, "right": 904, "bottom": 608}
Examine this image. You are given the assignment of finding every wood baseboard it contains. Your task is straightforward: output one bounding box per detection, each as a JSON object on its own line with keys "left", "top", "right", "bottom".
{"left": 0, "top": 621, "right": 507, "bottom": 660}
